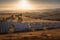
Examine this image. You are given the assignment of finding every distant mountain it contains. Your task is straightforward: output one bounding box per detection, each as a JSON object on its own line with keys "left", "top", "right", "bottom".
{"left": 38, "top": 8, "right": 60, "bottom": 21}
{"left": 23, "top": 8, "right": 60, "bottom": 21}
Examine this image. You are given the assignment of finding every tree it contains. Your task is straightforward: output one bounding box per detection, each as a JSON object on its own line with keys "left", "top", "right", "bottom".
{"left": 18, "top": 16, "right": 23, "bottom": 23}
{"left": 8, "top": 24, "right": 15, "bottom": 33}
{"left": 17, "top": 14, "right": 23, "bottom": 23}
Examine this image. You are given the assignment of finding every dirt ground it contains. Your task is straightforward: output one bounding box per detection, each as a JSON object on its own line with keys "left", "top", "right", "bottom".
{"left": 0, "top": 29, "right": 60, "bottom": 40}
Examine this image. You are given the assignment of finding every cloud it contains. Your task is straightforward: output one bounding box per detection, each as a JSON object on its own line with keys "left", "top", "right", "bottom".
{"left": 0, "top": 0, "right": 60, "bottom": 10}
{"left": 31, "top": 0, "right": 60, "bottom": 2}
{"left": 30, "top": 0, "right": 60, "bottom": 4}
{"left": 0, "top": 0, "right": 18, "bottom": 3}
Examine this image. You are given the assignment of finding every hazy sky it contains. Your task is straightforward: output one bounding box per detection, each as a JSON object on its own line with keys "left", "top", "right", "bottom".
{"left": 0, "top": 0, "right": 60, "bottom": 10}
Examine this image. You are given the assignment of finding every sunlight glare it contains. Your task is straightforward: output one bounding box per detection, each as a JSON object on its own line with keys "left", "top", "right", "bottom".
{"left": 17, "top": 0, "right": 34, "bottom": 10}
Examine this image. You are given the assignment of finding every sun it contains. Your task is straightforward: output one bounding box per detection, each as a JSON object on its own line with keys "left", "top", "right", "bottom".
{"left": 20, "top": 0, "right": 29, "bottom": 9}
{"left": 16, "top": 0, "right": 33, "bottom": 10}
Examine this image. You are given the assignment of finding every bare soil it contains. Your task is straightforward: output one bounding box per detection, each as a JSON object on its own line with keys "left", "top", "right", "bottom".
{"left": 0, "top": 29, "right": 60, "bottom": 40}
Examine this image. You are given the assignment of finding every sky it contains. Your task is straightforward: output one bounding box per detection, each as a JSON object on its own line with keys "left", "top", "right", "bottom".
{"left": 0, "top": 0, "right": 60, "bottom": 10}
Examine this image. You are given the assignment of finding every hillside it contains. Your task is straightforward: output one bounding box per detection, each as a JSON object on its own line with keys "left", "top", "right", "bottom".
{"left": 22, "top": 16, "right": 60, "bottom": 23}
{"left": 23, "top": 8, "right": 60, "bottom": 21}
